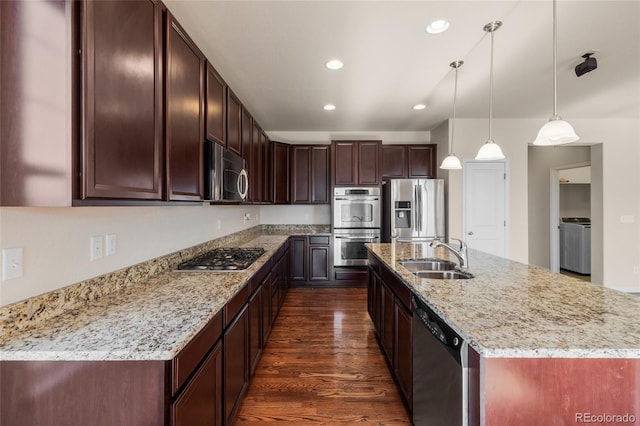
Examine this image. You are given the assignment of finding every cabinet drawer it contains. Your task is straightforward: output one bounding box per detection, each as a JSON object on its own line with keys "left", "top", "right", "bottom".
{"left": 381, "top": 266, "right": 411, "bottom": 310}
{"left": 368, "top": 253, "right": 380, "bottom": 275}
{"left": 224, "top": 284, "right": 249, "bottom": 327}
{"left": 172, "top": 310, "right": 222, "bottom": 395}
{"left": 309, "top": 236, "right": 329, "bottom": 245}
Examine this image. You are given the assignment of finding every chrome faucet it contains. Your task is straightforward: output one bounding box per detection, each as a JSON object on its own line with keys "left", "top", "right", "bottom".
{"left": 430, "top": 238, "right": 469, "bottom": 270}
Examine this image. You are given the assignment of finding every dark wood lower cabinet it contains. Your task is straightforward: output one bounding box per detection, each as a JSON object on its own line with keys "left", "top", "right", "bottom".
{"left": 248, "top": 287, "right": 263, "bottom": 378}
{"left": 224, "top": 304, "right": 249, "bottom": 425}
{"left": 171, "top": 342, "right": 222, "bottom": 426}
{"left": 368, "top": 252, "right": 413, "bottom": 416}
{"left": 289, "top": 235, "right": 331, "bottom": 285}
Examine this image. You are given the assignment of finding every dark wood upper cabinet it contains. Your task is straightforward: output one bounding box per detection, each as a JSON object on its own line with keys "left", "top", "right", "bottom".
{"left": 291, "top": 145, "right": 330, "bottom": 204}
{"left": 226, "top": 90, "right": 242, "bottom": 156}
{"left": 357, "top": 141, "right": 380, "bottom": 185}
{"left": 251, "top": 122, "right": 263, "bottom": 202}
{"left": 240, "top": 106, "right": 252, "bottom": 199}
{"left": 408, "top": 145, "right": 437, "bottom": 178}
{"left": 333, "top": 142, "right": 358, "bottom": 185}
{"left": 165, "top": 12, "right": 205, "bottom": 201}
{"left": 272, "top": 142, "right": 290, "bottom": 204}
{"left": 81, "top": 0, "right": 164, "bottom": 200}
{"left": 262, "top": 132, "right": 272, "bottom": 204}
{"left": 332, "top": 141, "right": 380, "bottom": 186}
{"left": 291, "top": 146, "right": 311, "bottom": 203}
{"left": 205, "top": 63, "right": 226, "bottom": 146}
{"left": 381, "top": 145, "right": 408, "bottom": 179}
{"left": 381, "top": 144, "right": 437, "bottom": 180}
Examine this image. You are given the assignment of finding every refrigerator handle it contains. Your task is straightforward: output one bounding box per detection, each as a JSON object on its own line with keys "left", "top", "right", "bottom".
{"left": 414, "top": 184, "right": 420, "bottom": 234}
{"left": 417, "top": 184, "right": 422, "bottom": 233}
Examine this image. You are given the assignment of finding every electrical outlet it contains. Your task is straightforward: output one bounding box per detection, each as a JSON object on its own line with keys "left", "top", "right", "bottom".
{"left": 90, "top": 236, "right": 104, "bottom": 261}
{"left": 244, "top": 212, "right": 251, "bottom": 222}
{"left": 2, "top": 247, "right": 23, "bottom": 280}
{"left": 105, "top": 234, "right": 117, "bottom": 256}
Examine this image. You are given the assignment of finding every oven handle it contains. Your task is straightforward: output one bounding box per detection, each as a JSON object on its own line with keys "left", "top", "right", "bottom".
{"left": 334, "top": 197, "right": 380, "bottom": 201}
{"left": 334, "top": 236, "right": 380, "bottom": 241}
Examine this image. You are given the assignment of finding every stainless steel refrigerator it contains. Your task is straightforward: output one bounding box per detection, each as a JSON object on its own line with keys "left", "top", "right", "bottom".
{"left": 382, "top": 179, "right": 445, "bottom": 243}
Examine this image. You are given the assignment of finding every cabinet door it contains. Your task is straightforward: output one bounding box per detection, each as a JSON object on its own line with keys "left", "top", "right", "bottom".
{"left": 308, "top": 246, "right": 330, "bottom": 281}
{"left": 357, "top": 141, "right": 380, "bottom": 185}
{"left": 272, "top": 142, "right": 290, "bottom": 204}
{"left": 311, "top": 146, "right": 330, "bottom": 204}
{"left": 166, "top": 13, "right": 204, "bottom": 201}
{"left": 171, "top": 341, "right": 222, "bottom": 426}
{"left": 394, "top": 299, "right": 413, "bottom": 409}
{"left": 82, "top": 0, "right": 163, "bottom": 200}
{"left": 333, "top": 142, "right": 357, "bottom": 185}
{"left": 380, "top": 282, "right": 394, "bottom": 363}
{"left": 240, "top": 107, "right": 252, "bottom": 199}
{"left": 262, "top": 135, "right": 273, "bottom": 203}
{"left": 223, "top": 305, "right": 249, "bottom": 425}
{"left": 408, "top": 145, "right": 437, "bottom": 178}
{"left": 367, "top": 267, "right": 381, "bottom": 333}
{"left": 248, "top": 287, "right": 262, "bottom": 378}
{"left": 289, "top": 236, "right": 307, "bottom": 282}
{"left": 261, "top": 272, "right": 273, "bottom": 344}
{"left": 291, "top": 146, "right": 311, "bottom": 204}
{"left": 381, "top": 145, "right": 407, "bottom": 179}
{"left": 205, "top": 63, "right": 226, "bottom": 146}
{"left": 226, "top": 89, "right": 242, "bottom": 156}
{"left": 252, "top": 122, "right": 263, "bottom": 202}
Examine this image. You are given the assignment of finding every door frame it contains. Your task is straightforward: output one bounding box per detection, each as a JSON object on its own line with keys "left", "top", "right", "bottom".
{"left": 462, "top": 159, "right": 510, "bottom": 257}
{"left": 549, "top": 161, "right": 591, "bottom": 272}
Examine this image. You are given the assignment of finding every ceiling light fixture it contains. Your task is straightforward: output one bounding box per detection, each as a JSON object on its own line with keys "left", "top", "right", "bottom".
{"left": 325, "top": 59, "right": 344, "bottom": 70}
{"left": 426, "top": 19, "right": 450, "bottom": 34}
{"left": 413, "top": 104, "right": 426, "bottom": 110}
{"left": 441, "top": 60, "right": 464, "bottom": 170}
{"left": 533, "top": 0, "right": 579, "bottom": 146}
{"left": 476, "top": 21, "right": 505, "bottom": 161}
{"left": 323, "top": 104, "right": 336, "bottom": 111}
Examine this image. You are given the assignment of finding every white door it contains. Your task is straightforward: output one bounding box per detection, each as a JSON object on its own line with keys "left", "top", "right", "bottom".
{"left": 463, "top": 161, "right": 508, "bottom": 257}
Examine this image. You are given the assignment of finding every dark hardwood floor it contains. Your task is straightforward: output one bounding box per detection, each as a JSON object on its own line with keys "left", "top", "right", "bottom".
{"left": 235, "top": 287, "right": 411, "bottom": 425}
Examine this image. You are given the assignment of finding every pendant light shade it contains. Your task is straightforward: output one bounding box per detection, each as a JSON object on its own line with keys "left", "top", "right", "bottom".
{"left": 475, "top": 21, "right": 505, "bottom": 161}
{"left": 533, "top": 0, "right": 579, "bottom": 145}
{"left": 440, "top": 60, "right": 464, "bottom": 170}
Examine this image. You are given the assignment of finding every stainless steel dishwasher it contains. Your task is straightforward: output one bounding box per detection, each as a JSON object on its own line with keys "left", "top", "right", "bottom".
{"left": 412, "top": 296, "right": 468, "bottom": 425}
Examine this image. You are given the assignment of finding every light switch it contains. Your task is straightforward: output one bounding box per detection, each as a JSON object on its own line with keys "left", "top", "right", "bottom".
{"left": 2, "top": 247, "right": 23, "bottom": 281}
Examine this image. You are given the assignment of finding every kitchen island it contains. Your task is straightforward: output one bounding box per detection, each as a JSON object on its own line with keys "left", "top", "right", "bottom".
{"left": 366, "top": 242, "right": 640, "bottom": 425}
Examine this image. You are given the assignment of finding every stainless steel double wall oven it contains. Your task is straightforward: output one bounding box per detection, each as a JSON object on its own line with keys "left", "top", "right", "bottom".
{"left": 333, "top": 187, "right": 381, "bottom": 266}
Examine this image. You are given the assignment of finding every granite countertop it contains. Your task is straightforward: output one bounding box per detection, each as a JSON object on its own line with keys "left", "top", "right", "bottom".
{"left": 367, "top": 242, "right": 640, "bottom": 359}
{"left": 0, "top": 233, "right": 290, "bottom": 361}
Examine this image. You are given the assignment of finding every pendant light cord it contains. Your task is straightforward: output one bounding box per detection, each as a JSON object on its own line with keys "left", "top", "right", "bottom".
{"left": 489, "top": 29, "right": 494, "bottom": 141}
{"left": 451, "top": 66, "right": 458, "bottom": 153}
{"left": 552, "top": 0, "right": 558, "bottom": 117}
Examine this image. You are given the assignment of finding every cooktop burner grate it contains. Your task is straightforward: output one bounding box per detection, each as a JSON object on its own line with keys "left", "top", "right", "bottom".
{"left": 176, "top": 247, "right": 265, "bottom": 271}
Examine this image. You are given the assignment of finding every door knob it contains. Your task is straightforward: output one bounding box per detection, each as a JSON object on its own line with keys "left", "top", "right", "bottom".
{"left": 468, "top": 231, "right": 474, "bottom": 235}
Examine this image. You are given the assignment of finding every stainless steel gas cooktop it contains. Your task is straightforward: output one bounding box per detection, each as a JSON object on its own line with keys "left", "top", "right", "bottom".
{"left": 176, "top": 247, "right": 265, "bottom": 271}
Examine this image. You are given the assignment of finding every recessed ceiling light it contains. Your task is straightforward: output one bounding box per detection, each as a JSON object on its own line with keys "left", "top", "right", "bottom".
{"left": 426, "top": 19, "right": 450, "bottom": 34}
{"left": 325, "top": 59, "right": 344, "bottom": 70}
{"left": 413, "top": 104, "right": 427, "bottom": 110}
{"left": 323, "top": 104, "right": 336, "bottom": 111}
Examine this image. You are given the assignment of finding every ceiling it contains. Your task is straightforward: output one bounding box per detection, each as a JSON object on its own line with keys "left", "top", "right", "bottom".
{"left": 164, "top": 0, "right": 640, "bottom": 133}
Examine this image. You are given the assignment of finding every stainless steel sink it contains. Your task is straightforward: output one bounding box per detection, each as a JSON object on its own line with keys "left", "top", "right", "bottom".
{"left": 399, "top": 259, "right": 457, "bottom": 272}
{"left": 399, "top": 258, "right": 474, "bottom": 280}
{"left": 414, "top": 270, "right": 474, "bottom": 280}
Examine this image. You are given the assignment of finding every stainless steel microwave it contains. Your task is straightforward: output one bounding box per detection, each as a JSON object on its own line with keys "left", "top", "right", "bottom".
{"left": 204, "top": 142, "right": 248, "bottom": 202}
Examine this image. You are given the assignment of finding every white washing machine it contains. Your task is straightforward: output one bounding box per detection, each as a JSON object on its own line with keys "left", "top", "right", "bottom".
{"left": 559, "top": 218, "right": 591, "bottom": 274}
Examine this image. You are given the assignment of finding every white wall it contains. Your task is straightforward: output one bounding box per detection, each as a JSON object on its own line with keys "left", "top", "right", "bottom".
{"left": 447, "top": 119, "right": 531, "bottom": 263}
{"left": 0, "top": 204, "right": 260, "bottom": 306}
{"left": 444, "top": 117, "right": 639, "bottom": 292}
{"left": 260, "top": 205, "right": 330, "bottom": 225}
{"left": 560, "top": 185, "right": 591, "bottom": 218}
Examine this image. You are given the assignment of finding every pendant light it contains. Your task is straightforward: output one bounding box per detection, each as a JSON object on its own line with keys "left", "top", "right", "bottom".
{"left": 533, "top": 0, "right": 579, "bottom": 145}
{"left": 440, "top": 61, "right": 464, "bottom": 170}
{"left": 476, "top": 21, "right": 505, "bottom": 161}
